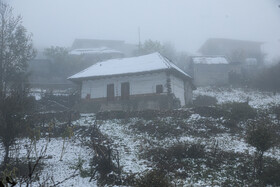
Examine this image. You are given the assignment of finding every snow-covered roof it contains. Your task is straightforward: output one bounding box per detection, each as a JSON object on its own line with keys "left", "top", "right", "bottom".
{"left": 69, "top": 47, "right": 123, "bottom": 55}
{"left": 68, "top": 52, "right": 191, "bottom": 80}
{"left": 192, "top": 56, "right": 229, "bottom": 65}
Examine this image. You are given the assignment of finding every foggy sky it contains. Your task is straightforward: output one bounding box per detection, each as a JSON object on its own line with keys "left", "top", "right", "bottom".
{"left": 9, "top": 0, "right": 280, "bottom": 60}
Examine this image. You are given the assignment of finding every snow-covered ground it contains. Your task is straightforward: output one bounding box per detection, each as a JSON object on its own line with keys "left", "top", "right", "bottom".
{"left": 0, "top": 137, "right": 95, "bottom": 186}
{"left": 1, "top": 87, "right": 280, "bottom": 186}
{"left": 194, "top": 86, "right": 280, "bottom": 109}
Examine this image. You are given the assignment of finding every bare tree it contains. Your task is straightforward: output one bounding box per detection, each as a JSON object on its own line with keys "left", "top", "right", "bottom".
{"left": 0, "top": 1, "right": 35, "bottom": 165}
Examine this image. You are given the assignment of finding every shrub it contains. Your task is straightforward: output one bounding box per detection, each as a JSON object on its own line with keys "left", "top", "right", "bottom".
{"left": 246, "top": 121, "right": 278, "bottom": 177}
{"left": 223, "top": 102, "right": 256, "bottom": 122}
{"left": 186, "top": 144, "right": 205, "bottom": 159}
{"left": 193, "top": 95, "right": 218, "bottom": 106}
{"left": 135, "top": 169, "right": 171, "bottom": 187}
{"left": 261, "top": 159, "right": 280, "bottom": 186}
{"left": 142, "top": 142, "right": 205, "bottom": 172}
{"left": 192, "top": 106, "right": 229, "bottom": 118}
{"left": 130, "top": 119, "right": 182, "bottom": 139}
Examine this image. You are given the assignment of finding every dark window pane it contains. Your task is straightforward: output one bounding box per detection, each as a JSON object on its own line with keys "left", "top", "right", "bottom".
{"left": 156, "top": 84, "right": 163, "bottom": 94}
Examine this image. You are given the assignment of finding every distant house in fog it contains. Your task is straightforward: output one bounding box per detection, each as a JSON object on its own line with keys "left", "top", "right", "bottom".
{"left": 199, "top": 38, "right": 264, "bottom": 65}
{"left": 191, "top": 56, "right": 238, "bottom": 86}
{"left": 69, "top": 47, "right": 124, "bottom": 64}
{"left": 68, "top": 53, "right": 194, "bottom": 112}
{"left": 71, "top": 38, "right": 137, "bottom": 57}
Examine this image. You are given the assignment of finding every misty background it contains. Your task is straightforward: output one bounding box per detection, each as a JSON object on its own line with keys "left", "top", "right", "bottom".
{"left": 9, "top": 0, "right": 280, "bottom": 63}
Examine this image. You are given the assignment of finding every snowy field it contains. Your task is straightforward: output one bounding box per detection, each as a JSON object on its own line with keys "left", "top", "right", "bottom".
{"left": 194, "top": 86, "right": 280, "bottom": 109}
{"left": 1, "top": 87, "right": 280, "bottom": 186}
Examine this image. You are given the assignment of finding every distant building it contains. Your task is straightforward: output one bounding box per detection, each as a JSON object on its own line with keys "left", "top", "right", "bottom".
{"left": 71, "top": 39, "right": 138, "bottom": 57}
{"left": 69, "top": 47, "right": 124, "bottom": 64}
{"left": 191, "top": 56, "right": 238, "bottom": 86}
{"left": 199, "top": 38, "right": 264, "bottom": 65}
{"left": 69, "top": 53, "right": 194, "bottom": 112}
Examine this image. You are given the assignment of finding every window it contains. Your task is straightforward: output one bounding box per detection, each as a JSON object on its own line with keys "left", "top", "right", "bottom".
{"left": 156, "top": 84, "right": 163, "bottom": 94}
{"left": 107, "top": 84, "right": 115, "bottom": 101}
{"left": 121, "top": 82, "right": 130, "bottom": 100}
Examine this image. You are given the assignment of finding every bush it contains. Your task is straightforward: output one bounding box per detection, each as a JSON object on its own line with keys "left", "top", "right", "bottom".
{"left": 135, "top": 169, "right": 171, "bottom": 187}
{"left": 246, "top": 121, "right": 277, "bottom": 154}
{"left": 130, "top": 119, "right": 182, "bottom": 139}
{"left": 186, "top": 144, "right": 205, "bottom": 159}
{"left": 193, "top": 95, "right": 218, "bottom": 106}
{"left": 223, "top": 102, "right": 256, "bottom": 122}
{"left": 192, "top": 106, "right": 229, "bottom": 118}
{"left": 142, "top": 142, "right": 205, "bottom": 172}
{"left": 246, "top": 121, "right": 278, "bottom": 177}
{"left": 261, "top": 159, "right": 280, "bottom": 186}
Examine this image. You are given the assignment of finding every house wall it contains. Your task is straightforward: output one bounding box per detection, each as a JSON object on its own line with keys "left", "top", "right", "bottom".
{"left": 81, "top": 72, "right": 168, "bottom": 99}
{"left": 184, "top": 81, "right": 193, "bottom": 105}
{"left": 193, "top": 64, "right": 234, "bottom": 87}
{"left": 170, "top": 75, "right": 186, "bottom": 106}
{"left": 79, "top": 71, "right": 193, "bottom": 112}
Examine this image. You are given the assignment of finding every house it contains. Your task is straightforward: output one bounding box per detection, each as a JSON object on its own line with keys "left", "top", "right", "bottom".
{"left": 69, "top": 47, "right": 124, "bottom": 65}
{"left": 71, "top": 39, "right": 138, "bottom": 57}
{"left": 68, "top": 52, "right": 194, "bottom": 112}
{"left": 199, "top": 38, "right": 264, "bottom": 65}
{"left": 191, "top": 56, "right": 238, "bottom": 86}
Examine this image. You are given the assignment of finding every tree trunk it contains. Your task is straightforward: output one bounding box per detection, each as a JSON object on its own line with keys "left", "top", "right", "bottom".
{"left": 4, "top": 144, "right": 10, "bottom": 164}
{"left": 257, "top": 151, "right": 264, "bottom": 178}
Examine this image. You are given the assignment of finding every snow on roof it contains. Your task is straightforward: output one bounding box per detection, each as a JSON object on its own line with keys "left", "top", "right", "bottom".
{"left": 68, "top": 52, "right": 191, "bottom": 80}
{"left": 69, "top": 47, "right": 123, "bottom": 55}
{"left": 192, "top": 56, "right": 229, "bottom": 65}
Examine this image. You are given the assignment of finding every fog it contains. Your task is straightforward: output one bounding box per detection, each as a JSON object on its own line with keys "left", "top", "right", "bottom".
{"left": 9, "top": 0, "right": 280, "bottom": 59}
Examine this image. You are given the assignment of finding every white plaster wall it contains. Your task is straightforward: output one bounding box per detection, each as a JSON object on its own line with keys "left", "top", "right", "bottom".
{"left": 81, "top": 72, "right": 168, "bottom": 99}
{"left": 170, "top": 75, "right": 186, "bottom": 106}
{"left": 184, "top": 81, "right": 193, "bottom": 105}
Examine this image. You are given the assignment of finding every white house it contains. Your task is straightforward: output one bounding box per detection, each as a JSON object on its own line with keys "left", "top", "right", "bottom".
{"left": 68, "top": 52, "right": 194, "bottom": 112}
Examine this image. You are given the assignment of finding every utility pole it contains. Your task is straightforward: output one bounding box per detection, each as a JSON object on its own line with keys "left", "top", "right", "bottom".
{"left": 138, "top": 27, "right": 141, "bottom": 51}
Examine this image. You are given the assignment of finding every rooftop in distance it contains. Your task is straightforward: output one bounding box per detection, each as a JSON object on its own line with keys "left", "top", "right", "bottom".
{"left": 192, "top": 56, "right": 230, "bottom": 65}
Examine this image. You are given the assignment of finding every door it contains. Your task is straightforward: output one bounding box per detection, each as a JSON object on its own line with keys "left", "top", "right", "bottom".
{"left": 107, "top": 84, "right": 114, "bottom": 101}
{"left": 121, "top": 82, "right": 130, "bottom": 100}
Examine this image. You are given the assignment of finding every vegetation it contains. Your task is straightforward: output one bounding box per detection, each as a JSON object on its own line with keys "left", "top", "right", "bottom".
{"left": 246, "top": 120, "right": 278, "bottom": 178}
{"left": 223, "top": 102, "right": 256, "bottom": 122}
{"left": 134, "top": 169, "right": 171, "bottom": 187}
{"left": 193, "top": 95, "right": 218, "bottom": 106}
{"left": 0, "top": 1, "right": 36, "bottom": 165}
{"left": 252, "top": 62, "right": 280, "bottom": 92}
